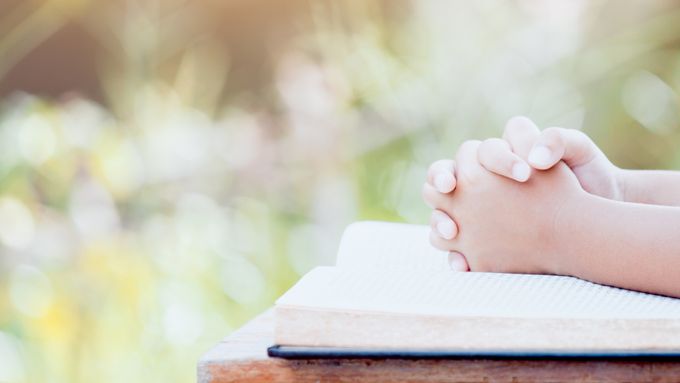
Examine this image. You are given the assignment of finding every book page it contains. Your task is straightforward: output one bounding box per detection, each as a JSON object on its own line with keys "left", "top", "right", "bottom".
{"left": 335, "top": 221, "right": 449, "bottom": 272}
{"left": 277, "top": 266, "right": 680, "bottom": 319}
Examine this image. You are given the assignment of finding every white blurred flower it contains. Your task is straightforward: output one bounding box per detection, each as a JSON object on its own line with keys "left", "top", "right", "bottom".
{"left": 0, "top": 332, "right": 25, "bottom": 382}
{"left": 220, "top": 256, "right": 266, "bottom": 305}
{"left": 517, "top": 0, "right": 587, "bottom": 25}
{"left": 27, "top": 211, "right": 77, "bottom": 263}
{"left": 159, "top": 281, "right": 206, "bottom": 345}
{"left": 216, "top": 113, "right": 264, "bottom": 170}
{"left": 9, "top": 264, "right": 53, "bottom": 318}
{"left": 163, "top": 302, "right": 204, "bottom": 346}
{"left": 142, "top": 108, "right": 214, "bottom": 181}
{"left": 58, "top": 98, "right": 109, "bottom": 148}
{"left": 277, "top": 53, "right": 345, "bottom": 157}
{"left": 277, "top": 53, "right": 336, "bottom": 117}
{"left": 0, "top": 197, "right": 35, "bottom": 250}
{"left": 174, "top": 193, "right": 231, "bottom": 253}
{"left": 229, "top": 200, "right": 271, "bottom": 255}
{"left": 99, "top": 140, "right": 145, "bottom": 196}
{"left": 0, "top": 120, "right": 21, "bottom": 172}
{"left": 69, "top": 180, "right": 120, "bottom": 240}
{"left": 17, "top": 115, "right": 56, "bottom": 166}
{"left": 312, "top": 174, "right": 356, "bottom": 230}
{"left": 141, "top": 214, "right": 177, "bottom": 269}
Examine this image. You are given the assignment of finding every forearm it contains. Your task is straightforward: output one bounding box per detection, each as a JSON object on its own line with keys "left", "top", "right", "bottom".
{"left": 621, "top": 169, "right": 680, "bottom": 206}
{"left": 558, "top": 193, "right": 680, "bottom": 298}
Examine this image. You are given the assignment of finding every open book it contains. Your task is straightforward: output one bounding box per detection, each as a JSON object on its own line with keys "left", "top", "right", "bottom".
{"left": 270, "top": 221, "right": 680, "bottom": 358}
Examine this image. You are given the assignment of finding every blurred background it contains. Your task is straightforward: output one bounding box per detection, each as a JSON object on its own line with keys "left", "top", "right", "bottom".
{"left": 2, "top": 0, "right": 680, "bottom": 381}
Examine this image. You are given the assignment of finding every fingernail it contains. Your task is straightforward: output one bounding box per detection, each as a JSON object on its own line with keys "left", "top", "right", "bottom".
{"left": 434, "top": 171, "right": 454, "bottom": 193}
{"left": 448, "top": 252, "right": 469, "bottom": 272}
{"left": 436, "top": 218, "right": 455, "bottom": 239}
{"left": 528, "top": 145, "right": 552, "bottom": 167}
{"left": 511, "top": 162, "right": 530, "bottom": 182}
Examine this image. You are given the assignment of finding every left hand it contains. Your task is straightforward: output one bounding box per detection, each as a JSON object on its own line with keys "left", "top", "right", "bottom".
{"left": 424, "top": 117, "right": 605, "bottom": 272}
{"left": 423, "top": 138, "right": 588, "bottom": 274}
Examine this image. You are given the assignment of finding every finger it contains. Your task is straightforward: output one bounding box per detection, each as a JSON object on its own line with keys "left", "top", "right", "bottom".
{"left": 422, "top": 183, "right": 449, "bottom": 210}
{"left": 447, "top": 251, "right": 470, "bottom": 272}
{"left": 477, "top": 138, "right": 531, "bottom": 182}
{"left": 430, "top": 209, "right": 458, "bottom": 240}
{"left": 528, "top": 127, "right": 599, "bottom": 170}
{"left": 426, "top": 159, "right": 456, "bottom": 193}
{"left": 502, "top": 116, "right": 541, "bottom": 160}
{"left": 454, "top": 140, "right": 483, "bottom": 178}
{"left": 429, "top": 230, "right": 459, "bottom": 252}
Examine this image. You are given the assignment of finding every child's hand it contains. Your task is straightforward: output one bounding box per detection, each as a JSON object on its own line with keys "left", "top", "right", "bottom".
{"left": 516, "top": 117, "right": 622, "bottom": 201}
{"left": 424, "top": 139, "right": 588, "bottom": 274}
{"left": 425, "top": 120, "right": 680, "bottom": 295}
{"left": 424, "top": 117, "right": 622, "bottom": 271}
{"left": 427, "top": 116, "right": 623, "bottom": 199}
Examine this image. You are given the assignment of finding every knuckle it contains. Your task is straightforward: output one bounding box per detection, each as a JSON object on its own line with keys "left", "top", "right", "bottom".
{"left": 477, "top": 138, "right": 498, "bottom": 156}
{"left": 477, "top": 139, "right": 508, "bottom": 165}
{"left": 542, "top": 126, "right": 561, "bottom": 135}
{"left": 540, "top": 127, "right": 566, "bottom": 150}
{"left": 458, "top": 139, "right": 482, "bottom": 154}
{"left": 503, "top": 116, "right": 533, "bottom": 138}
{"left": 455, "top": 140, "right": 481, "bottom": 165}
{"left": 480, "top": 137, "right": 497, "bottom": 148}
{"left": 476, "top": 142, "right": 491, "bottom": 161}
{"left": 541, "top": 126, "right": 562, "bottom": 140}
{"left": 568, "top": 128, "right": 592, "bottom": 145}
{"left": 455, "top": 140, "right": 483, "bottom": 186}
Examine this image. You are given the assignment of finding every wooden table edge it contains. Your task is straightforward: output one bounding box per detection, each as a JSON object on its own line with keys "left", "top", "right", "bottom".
{"left": 198, "top": 308, "right": 680, "bottom": 383}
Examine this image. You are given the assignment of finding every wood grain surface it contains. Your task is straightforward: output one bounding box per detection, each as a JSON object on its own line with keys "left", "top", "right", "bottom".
{"left": 198, "top": 309, "right": 680, "bottom": 383}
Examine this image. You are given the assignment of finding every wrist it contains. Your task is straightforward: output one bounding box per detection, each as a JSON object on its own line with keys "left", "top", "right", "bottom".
{"left": 549, "top": 189, "right": 602, "bottom": 278}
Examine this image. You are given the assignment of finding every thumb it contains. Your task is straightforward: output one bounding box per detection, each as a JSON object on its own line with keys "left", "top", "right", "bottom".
{"left": 527, "top": 127, "right": 598, "bottom": 170}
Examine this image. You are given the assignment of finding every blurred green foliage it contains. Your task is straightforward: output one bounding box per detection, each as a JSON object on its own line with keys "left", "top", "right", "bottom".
{"left": 2, "top": 1, "right": 680, "bottom": 382}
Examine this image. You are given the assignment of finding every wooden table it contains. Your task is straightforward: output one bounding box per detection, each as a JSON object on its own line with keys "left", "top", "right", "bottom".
{"left": 198, "top": 309, "right": 680, "bottom": 382}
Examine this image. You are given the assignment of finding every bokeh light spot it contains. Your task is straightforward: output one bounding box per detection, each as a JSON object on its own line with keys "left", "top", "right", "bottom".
{"left": 622, "top": 71, "right": 678, "bottom": 133}
{"left": 9, "top": 265, "right": 54, "bottom": 318}
{"left": 0, "top": 332, "right": 25, "bottom": 382}
{"left": 17, "top": 115, "right": 57, "bottom": 166}
{"left": 0, "top": 197, "right": 35, "bottom": 250}
{"left": 221, "top": 257, "right": 266, "bottom": 305}
{"left": 163, "top": 303, "right": 204, "bottom": 346}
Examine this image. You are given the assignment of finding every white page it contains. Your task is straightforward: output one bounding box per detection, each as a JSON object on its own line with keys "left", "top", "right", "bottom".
{"left": 277, "top": 266, "right": 680, "bottom": 319}
{"left": 335, "top": 221, "right": 449, "bottom": 272}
